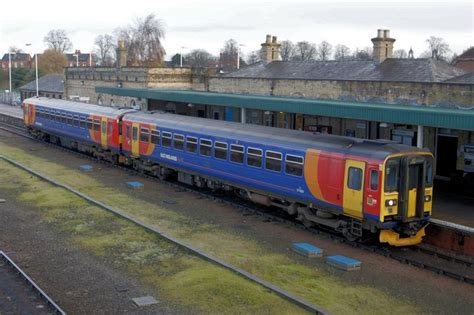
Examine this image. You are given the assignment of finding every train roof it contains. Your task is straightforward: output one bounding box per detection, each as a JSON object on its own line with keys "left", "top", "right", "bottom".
{"left": 125, "top": 111, "right": 427, "bottom": 160}
{"left": 24, "top": 97, "right": 133, "bottom": 118}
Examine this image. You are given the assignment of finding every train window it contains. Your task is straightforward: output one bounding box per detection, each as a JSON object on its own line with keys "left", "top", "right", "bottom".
{"left": 132, "top": 127, "right": 138, "bottom": 141}
{"left": 61, "top": 113, "right": 67, "bottom": 124}
{"left": 214, "top": 141, "right": 228, "bottom": 160}
{"left": 186, "top": 136, "right": 197, "bottom": 153}
{"left": 247, "top": 147, "right": 262, "bottom": 168}
{"left": 151, "top": 130, "right": 160, "bottom": 144}
{"left": 67, "top": 114, "right": 73, "bottom": 126}
{"left": 385, "top": 158, "right": 400, "bottom": 192}
{"left": 87, "top": 119, "right": 93, "bottom": 130}
{"left": 101, "top": 121, "right": 107, "bottom": 134}
{"left": 285, "top": 155, "right": 304, "bottom": 176}
{"left": 265, "top": 151, "right": 282, "bottom": 172}
{"left": 348, "top": 167, "right": 363, "bottom": 191}
{"left": 230, "top": 144, "right": 244, "bottom": 164}
{"left": 173, "top": 134, "right": 184, "bottom": 150}
{"left": 200, "top": 139, "right": 212, "bottom": 156}
{"left": 93, "top": 119, "right": 100, "bottom": 131}
{"left": 126, "top": 125, "right": 131, "bottom": 139}
{"left": 425, "top": 157, "right": 433, "bottom": 187}
{"left": 370, "top": 170, "right": 379, "bottom": 191}
{"left": 74, "top": 115, "right": 80, "bottom": 127}
{"left": 162, "top": 131, "right": 172, "bottom": 147}
{"left": 108, "top": 122, "right": 113, "bottom": 134}
{"left": 140, "top": 128, "right": 149, "bottom": 142}
{"left": 80, "top": 119, "right": 86, "bottom": 129}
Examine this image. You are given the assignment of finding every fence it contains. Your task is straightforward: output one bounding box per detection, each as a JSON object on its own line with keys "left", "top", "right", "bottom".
{"left": 0, "top": 91, "right": 20, "bottom": 105}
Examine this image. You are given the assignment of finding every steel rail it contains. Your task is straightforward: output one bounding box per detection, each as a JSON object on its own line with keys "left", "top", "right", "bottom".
{"left": 0, "top": 251, "right": 66, "bottom": 315}
{"left": 0, "top": 154, "right": 329, "bottom": 315}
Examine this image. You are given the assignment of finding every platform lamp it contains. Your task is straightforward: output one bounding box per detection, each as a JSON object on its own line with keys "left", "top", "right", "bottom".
{"left": 25, "top": 43, "right": 39, "bottom": 97}
{"left": 180, "top": 46, "right": 187, "bottom": 68}
{"left": 236, "top": 44, "right": 245, "bottom": 70}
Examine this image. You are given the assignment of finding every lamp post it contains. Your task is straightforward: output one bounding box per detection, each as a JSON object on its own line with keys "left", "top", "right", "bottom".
{"left": 8, "top": 51, "right": 15, "bottom": 104}
{"left": 236, "top": 44, "right": 245, "bottom": 70}
{"left": 25, "top": 43, "right": 39, "bottom": 97}
{"left": 180, "top": 46, "right": 187, "bottom": 68}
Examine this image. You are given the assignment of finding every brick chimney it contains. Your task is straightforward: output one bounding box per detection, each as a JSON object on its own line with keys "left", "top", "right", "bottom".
{"left": 371, "top": 29, "right": 396, "bottom": 63}
{"left": 261, "top": 34, "right": 281, "bottom": 64}
{"left": 116, "top": 40, "right": 128, "bottom": 68}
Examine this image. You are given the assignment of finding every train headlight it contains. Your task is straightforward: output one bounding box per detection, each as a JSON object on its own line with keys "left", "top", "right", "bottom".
{"left": 385, "top": 199, "right": 397, "bottom": 207}
{"left": 424, "top": 195, "right": 432, "bottom": 202}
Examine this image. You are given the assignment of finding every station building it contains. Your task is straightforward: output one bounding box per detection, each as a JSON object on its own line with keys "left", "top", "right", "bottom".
{"left": 64, "top": 30, "right": 474, "bottom": 183}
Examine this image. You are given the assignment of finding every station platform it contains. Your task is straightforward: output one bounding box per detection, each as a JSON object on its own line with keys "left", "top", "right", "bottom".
{"left": 0, "top": 103, "right": 22, "bottom": 119}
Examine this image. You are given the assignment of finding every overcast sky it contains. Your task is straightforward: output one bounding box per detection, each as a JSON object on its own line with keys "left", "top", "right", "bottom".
{"left": 1, "top": 0, "right": 472, "bottom": 60}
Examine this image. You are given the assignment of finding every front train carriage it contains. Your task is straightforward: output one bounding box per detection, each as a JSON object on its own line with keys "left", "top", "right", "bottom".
{"left": 22, "top": 97, "right": 134, "bottom": 163}
{"left": 122, "top": 111, "right": 433, "bottom": 246}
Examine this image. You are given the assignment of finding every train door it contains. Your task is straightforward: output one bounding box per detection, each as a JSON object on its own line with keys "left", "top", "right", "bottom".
{"left": 100, "top": 117, "right": 108, "bottom": 149}
{"left": 343, "top": 160, "right": 366, "bottom": 218}
{"left": 131, "top": 122, "right": 140, "bottom": 157}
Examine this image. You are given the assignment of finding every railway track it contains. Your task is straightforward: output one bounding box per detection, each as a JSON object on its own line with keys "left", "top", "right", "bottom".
{"left": 0, "top": 251, "right": 66, "bottom": 315}
{"left": 0, "top": 120, "right": 473, "bottom": 286}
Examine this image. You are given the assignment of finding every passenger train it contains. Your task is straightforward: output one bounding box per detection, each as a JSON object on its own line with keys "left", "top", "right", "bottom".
{"left": 23, "top": 98, "right": 434, "bottom": 246}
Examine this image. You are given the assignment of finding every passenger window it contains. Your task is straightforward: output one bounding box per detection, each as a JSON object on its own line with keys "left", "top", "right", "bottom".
{"left": 265, "top": 151, "right": 282, "bottom": 172}
{"left": 126, "top": 125, "right": 131, "bottom": 139}
{"left": 132, "top": 127, "right": 138, "bottom": 141}
{"left": 230, "top": 144, "right": 244, "bottom": 164}
{"left": 174, "top": 134, "right": 184, "bottom": 150}
{"left": 247, "top": 148, "right": 262, "bottom": 168}
{"left": 370, "top": 169, "right": 379, "bottom": 191}
{"left": 94, "top": 120, "right": 100, "bottom": 131}
{"left": 140, "top": 128, "right": 149, "bottom": 142}
{"left": 186, "top": 136, "right": 197, "bottom": 153}
{"left": 80, "top": 119, "right": 86, "bottom": 129}
{"left": 61, "top": 114, "right": 67, "bottom": 124}
{"left": 151, "top": 130, "right": 160, "bottom": 144}
{"left": 200, "top": 139, "right": 212, "bottom": 156}
{"left": 285, "top": 155, "right": 304, "bottom": 176}
{"left": 101, "top": 121, "right": 106, "bottom": 133}
{"left": 162, "top": 131, "right": 172, "bottom": 147}
{"left": 214, "top": 142, "right": 228, "bottom": 160}
{"left": 68, "top": 115, "right": 73, "bottom": 126}
{"left": 108, "top": 122, "right": 113, "bottom": 134}
{"left": 74, "top": 115, "right": 80, "bottom": 127}
{"left": 348, "top": 167, "right": 363, "bottom": 191}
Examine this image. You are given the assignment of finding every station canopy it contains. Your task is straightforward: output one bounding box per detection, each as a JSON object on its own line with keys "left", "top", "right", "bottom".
{"left": 96, "top": 87, "right": 474, "bottom": 131}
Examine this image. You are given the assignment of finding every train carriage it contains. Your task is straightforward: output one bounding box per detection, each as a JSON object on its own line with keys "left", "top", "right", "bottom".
{"left": 23, "top": 98, "right": 434, "bottom": 246}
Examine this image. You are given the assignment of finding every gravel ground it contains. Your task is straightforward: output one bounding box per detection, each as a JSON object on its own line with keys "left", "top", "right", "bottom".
{"left": 1, "top": 129, "right": 473, "bottom": 314}
{"left": 0, "top": 186, "right": 189, "bottom": 314}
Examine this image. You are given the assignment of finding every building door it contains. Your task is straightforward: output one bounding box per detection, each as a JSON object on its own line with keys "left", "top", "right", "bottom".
{"left": 436, "top": 135, "right": 458, "bottom": 178}
{"left": 343, "top": 160, "right": 365, "bottom": 218}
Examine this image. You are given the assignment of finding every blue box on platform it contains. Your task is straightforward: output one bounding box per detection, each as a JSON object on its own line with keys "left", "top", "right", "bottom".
{"left": 292, "top": 242, "right": 323, "bottom": 257}
{"left": 127, "top": 181, "right": 144, "bottom": 189}
{"left": 326, "top": 255, "right": 361, "bottom": 271}
{"left": 79, "top": 164, "right": 93, "bottom": 172}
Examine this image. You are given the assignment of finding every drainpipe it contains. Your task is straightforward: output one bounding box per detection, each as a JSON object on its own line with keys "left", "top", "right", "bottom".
{"left": 417, "top": 125, "right": 424, "bottom": 148}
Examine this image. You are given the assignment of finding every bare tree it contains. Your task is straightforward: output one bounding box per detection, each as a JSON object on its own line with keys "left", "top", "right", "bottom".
{"left": 279, "top": 40, "right": 295, "bottom": 61}
{"left": 43, "top": 29, "right": 73, "bottom": 53}
{"left": 334, "top": 44, "right": 351, "bottom": 61}
{"left": 293, "top": 41, "right": 317, "bottom": 61}
{"left": 246, "top": 49, "right": 262, "bottom": 64}
{"left": 93, "top": 34, "right": 116, "bottom": 66}
{"left": 8, "top": 46, "right": 23, "bottom": 53}
{"left": 115, "top": 14, "right": 166, "bottom": 66}
{"left": 317, "top": 41, "right": 333, "bottom": 61}
{"left": 425, "top": 36, "right": 450, "bottom": 61}
{"left": 186, "top": 49, "right": 213, "bottom": 67}
{"left": 393, "top": 49, "right": 408, "bottom": 58}
{"left": 353, "top": 47, "right": 373, "bottom": 60}
{"left": 219, "top": 39, "right": 241, "bottom": 71}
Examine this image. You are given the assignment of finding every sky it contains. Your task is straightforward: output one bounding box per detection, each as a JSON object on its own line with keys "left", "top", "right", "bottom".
{"left": 1, "top": 0, "right": 472, "bottom": 60}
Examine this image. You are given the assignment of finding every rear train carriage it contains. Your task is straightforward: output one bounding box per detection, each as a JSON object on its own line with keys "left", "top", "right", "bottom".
{"left": 23, "top": 98, "right": 132, "bottom": 162}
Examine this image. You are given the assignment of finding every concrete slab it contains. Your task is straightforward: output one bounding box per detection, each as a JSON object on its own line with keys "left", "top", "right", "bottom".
{"left": 79, "top": 164, "right": 93, "bottom": 172}
{"left": 127, "top": 181, "right": 144, "bottom": 189}
{"left": 326, "top": 255, "right": 361, "bottom": 271}
{"left": 132, "top": 295, "right": 158, "bottom": 307}
{"left": 292, "top": 242, "right": 323, "bottom": 258}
